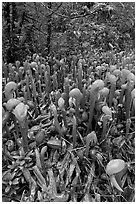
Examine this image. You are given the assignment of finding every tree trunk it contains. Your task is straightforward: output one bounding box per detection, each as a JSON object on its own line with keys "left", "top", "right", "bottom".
{"left": 47, "top": 2, "right": 52, "bottom": 55}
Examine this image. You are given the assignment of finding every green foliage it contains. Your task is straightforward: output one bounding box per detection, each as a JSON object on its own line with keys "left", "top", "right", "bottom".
{"left": 2, "top": 5, "right": 135, "bottom": 200}
{"left": 2, "top": 47, "right": 135, "bottom": 201}
{"left": 2, "top": 2, "right": 134, "bottom": 63}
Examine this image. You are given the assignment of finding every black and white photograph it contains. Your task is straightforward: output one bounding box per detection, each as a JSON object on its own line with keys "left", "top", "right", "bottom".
{"left": 2, "top": 2, "right": 135, "bottom": 202}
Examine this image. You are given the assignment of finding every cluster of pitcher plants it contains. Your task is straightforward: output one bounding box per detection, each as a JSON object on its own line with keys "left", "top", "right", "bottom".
{"left": 2, "top": 50, "right": 135, "bottom": 202}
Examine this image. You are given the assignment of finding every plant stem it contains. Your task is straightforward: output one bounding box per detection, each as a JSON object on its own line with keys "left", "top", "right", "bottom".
{"left": 72, "top": 115, "right": 77, "bottom": 148}
{"left": 61, "top": 108, "right": 68, "bottom": 128}
{"left": 40, "top": 146, "right": 48, "bottom": 176}
{"left": 26, "top": 74, "right": 30, "bottom": 100}
{"left": 109, "top": 84, "right": 116, "bottom": 107}
{"left": 2, "top": 112, "right": 11, "bottom": 129}
{"left": 19, "top": 119, "right": 28, "bottom": 153}
{"left": 35, "top": 148, "right": 42, "bottom": 169}
{"left": 38, "top": 80, "right": 43, "bottom": 99}
{"left": 44, "top": 71, "right": 49, "bottom": 100}
{"left": 87, "top": 95, "right": 96, "bottom": 134}
{"left": 31, "top": 78, "right": 39, "bottom": 117}
{"left": 102, "top": 119, "right": 107, "bottom": 139}
{"left": 78, "top": 65, "right": 82, "bottom": 92}
{"left": 32, "top": 165, "right": 48, "bottom": 191}
{"left": 81, "top": 84, "right": 86, "bottom": 109}
{"left": 11, "top": 113, "right": 20, "bottom": 141}
{"left": 125, "top": 89, "right": 132, "bottom": 120}
{"left": 64, "top": 78, "right": 69, "bottom": 108}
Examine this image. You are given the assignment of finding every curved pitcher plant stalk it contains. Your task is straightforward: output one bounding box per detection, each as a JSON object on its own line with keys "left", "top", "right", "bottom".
{"left": 40, "top": 146, "right": 48, "bottom": 173}
{"left": 13, "top": 102, "right": 29, "bottom": 153}
{"left": 64, "top": 77, "right": 70, "bottom": 108}
{"left": 44, "top": 71, "right": 49, "bottom": 99}
{"left": 99, "top": 87, "right": 109, "bottom": 103}
{"left": 106, "top": 159, "right": 127, "bottom": 192}
{"left": 55, "top": 90, "right": 61, "bottom": 106}
{"left": 101, "top": 114, "right": 112, "bottom": 140}
{"left": 4, "top": 81, "right": 17, "bottom": 101}
{"left": 87, "top": 79, "right": 104, "bottom": 133}
{"left": 131, "top": 88, "right": 135, "bottom": 117}
{"left": 81, "top": 83, "right": 87, "bottom": 109}
{"left": 119, "top": 69, "right": 130, "bottom": 104}
{"left": 58, "top": 97, "right": 67, "bottom": 128}
{"left": 100, "top": 105, "right": 112, "bottom": 140}
{"left": 69, "top": 88, "right": 83, "bottom": 119}
{"left": 53, "top": 72, "right": 58, "bottom": 91}
{"left": 124, "top": 72, "right": 135, "bottom": 136}
{"left": 125, "top": 72, "right": 135, "bottom": 120}
{"left": 85, "top": 131, "right": 97, "bottom": 157}
{"left": 109, "top": 65, "right": 117, "bottom": 74}
{"left": 77, "top": 61, "right": 83, "bottom": 91}
{"left": 30, "top": 78, "right": 39, "bottom": 117}
{"left": 5, "top": 98, "right": 21, "bottom": 111}
{"left": 107, "top": 73, "right": 117, "bottom": 107}
{"left": 72, "top": 115, "right": 77, "bottom": 148}
{"left": 50, "top": 103, "right": 63, "bottom": 138}
{"left": 5, "top": 98, "right": 21, "bottom": 140}
{"left": 71, "top": 55, "right": 77, "bottom": 81}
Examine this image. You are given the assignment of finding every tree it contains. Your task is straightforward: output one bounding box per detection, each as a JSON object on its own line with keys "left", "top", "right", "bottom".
{"left": 2, "top": 2, "right": 135, "bottom": 63}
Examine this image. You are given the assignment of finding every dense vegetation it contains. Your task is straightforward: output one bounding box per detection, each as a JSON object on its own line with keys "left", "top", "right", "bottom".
{"left": 3, "top": 2, "right": 135, "bottom": 62}
{"left": 2, "top": 2, "right": 135, "bottom": 202}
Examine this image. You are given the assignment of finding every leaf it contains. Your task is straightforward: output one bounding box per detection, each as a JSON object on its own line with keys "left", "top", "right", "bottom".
{"left": 30, "top": 177, "right": 37, "bottom": 198}
{"left": 57, "top": 152, "right": 71, "bottom": 182}
{"left": 3, "top": 171, "right": 12, "bottom": 182}
{"left": 12, "top": 155, "right": 22, "bottom": 159}
{"left": 95, "top": 193, "right": 101, "bottom": 202}
{"left": 48, "top": 169, "right": 69, "bottom": 201}
{"left": 12, "top": 178, "right": 19, "bottom": 185}
{"left": 21, "top": 176, "right": 25, "bottom": 183}
{"left": 30, "top": 125, "right": 40, "bottom": 132}
{"left": 5, "top": 185, "right": 11, "bottom": 193}
{"left": 35, "top": 148, "right": 42, "bottom": 169}
{"left": 84, "top": 163, "right": 95, "bottom": 193}
{"left": 65, "top": 161, "right": 76, "bottom": 186}
{"left": 32, "top": 165, "right": 48, "bottom": 192}
{"left": 37, "top": 190, "right": 43, "bottom": 201}
{"left": 69, "top": 152, "right": 81, "bottom": 190}
{"left": 19, "top": 160, "right": 25, "bottom": 166}
{"left": 82, "top": 192, "right": 92, "bottom": 202}
{"left": 26, "top": 149, "right": 34, "bottom": 157}
{"left": 20, "top": 190, "right": 29, "bottom": 202}
{"left": 121, "top": 173, "right": 127, "bottom": 188}
{"left": 7, "top": 163, "right": 17, "bottom": 169}
{"left": 123, "top": 186, "right": 135, "bottom": 202}
{"left": 2, "top": 196, "right": 11, "bottom": 202}
{"left": 47, "top": 139, "right": 61, "bottom": 149}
